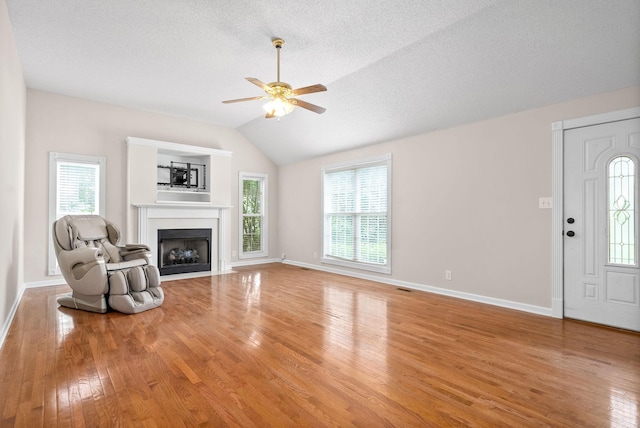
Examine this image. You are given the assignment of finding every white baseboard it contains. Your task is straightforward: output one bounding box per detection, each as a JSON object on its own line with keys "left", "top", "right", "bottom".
{"left": 160, "top": 269, "right": 236, "bottom": 282}
{"left": 283, "top": 260, "right": 552, "bottom": 317}
{"left": 229, "top": 258, "right": 281, "bottom": 268}
{"left": 0, "top": 284, "right": 25, "bottom": 351}
{"left": 24, "top": 278, "right": 66, "bottom": 288}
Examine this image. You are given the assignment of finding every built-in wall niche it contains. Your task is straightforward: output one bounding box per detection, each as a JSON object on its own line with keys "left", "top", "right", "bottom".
{"left": 126, "top": 136, "right": 232, "bottom": 207}
{"left": 157, "top": 152, "right": 210, "bottom": 203}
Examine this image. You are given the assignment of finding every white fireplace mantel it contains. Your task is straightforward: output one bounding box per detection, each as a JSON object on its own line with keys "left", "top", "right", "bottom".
{"left": 136, "top": 203, "right": 232, "bottom": 274}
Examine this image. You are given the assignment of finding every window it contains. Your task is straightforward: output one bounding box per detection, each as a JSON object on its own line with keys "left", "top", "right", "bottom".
{"left": 239, "top": 172, "right": 268, "bottom": 259}
{"left": 48, "top": 152, "right": 106, "bottom": 275}
{"left": 322, "top": 154, "right": 391, "bottom": 274}
{"left": 608, "top": 155, "right": 636, "bottom": 265}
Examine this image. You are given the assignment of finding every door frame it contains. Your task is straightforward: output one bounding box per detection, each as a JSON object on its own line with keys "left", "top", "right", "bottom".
{"left": 551, "top": 106, "right": 640, "bottom": 318}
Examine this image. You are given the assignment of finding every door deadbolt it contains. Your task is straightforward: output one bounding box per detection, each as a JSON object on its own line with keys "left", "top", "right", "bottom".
{"left": 567, "top": 218, "right": 575, "bottom": 224}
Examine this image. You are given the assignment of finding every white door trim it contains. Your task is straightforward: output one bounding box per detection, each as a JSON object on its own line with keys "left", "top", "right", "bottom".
{"left": 551, "top": 107, "right": 640, "bottom": 318}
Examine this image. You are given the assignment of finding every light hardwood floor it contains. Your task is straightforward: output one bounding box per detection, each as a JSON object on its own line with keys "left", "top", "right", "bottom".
{"left": 1, "top": 263, "right": 638, "bottom": 427}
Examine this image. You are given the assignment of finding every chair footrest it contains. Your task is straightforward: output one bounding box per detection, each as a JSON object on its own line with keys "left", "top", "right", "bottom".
{"left": 107, "top": 265, "right": 164, "bottom": 314}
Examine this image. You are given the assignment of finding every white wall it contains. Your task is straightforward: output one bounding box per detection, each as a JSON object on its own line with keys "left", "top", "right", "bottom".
{"left": 278, "top": 86, "right": 640, "bottom": 310}
{"left": 24, "top": 90, "right": 278, "bottom": 284}
{"left": 0, "top": 0, "right": 26, "bottom": 344}
{"left": 12, "top": 37, "right": 640, "bottom": 312}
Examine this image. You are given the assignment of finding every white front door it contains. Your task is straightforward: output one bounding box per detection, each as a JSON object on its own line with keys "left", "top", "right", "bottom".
{"left": 564, "top": 118, "right": 640, "bottom": 331}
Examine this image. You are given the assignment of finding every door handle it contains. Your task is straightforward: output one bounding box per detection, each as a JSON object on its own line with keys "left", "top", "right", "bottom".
{"left": 566, "top": 231, "right": 575, "bottom": 237}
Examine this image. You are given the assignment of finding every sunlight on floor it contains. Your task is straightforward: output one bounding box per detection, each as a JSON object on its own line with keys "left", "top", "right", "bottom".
{"left": 55, "top": 309, "right": 76, "bottom": 345}
{"left": 323, "top": 285, "right": 389, "bottom": 384}
{"left": 609, "top": 387, "right": 638, "bottom": 427}
{"left": 242, "top": 272, "right": 262, "bottom": 348}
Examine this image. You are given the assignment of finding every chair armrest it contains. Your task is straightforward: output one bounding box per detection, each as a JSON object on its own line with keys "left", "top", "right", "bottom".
{"left": 120, "top": 245, "right": 150, "bottom": 258}
{"left": 122, "top": 244, "right": 150, "bottom": 252}
{"left": 57, "top": 247, "right": 103, "bottom": 267}
{"left": 119, "top": 245, "right": 152, "bottom": 262}
{"left": 56, "top": 247, "right": 106, "bottom": 286}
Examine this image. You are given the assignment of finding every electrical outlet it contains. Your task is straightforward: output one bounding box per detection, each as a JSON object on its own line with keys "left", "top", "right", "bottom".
{"left": 281, "top": 253, "right": 286, "bottom": 260}
{"left": 445, "top": 270, "right": 452, "bottom": 281}
{"left": 539, "top": 197, "right": 553, "bottom": 209}
{"left": 231, "top": 250, "right": 237, "bottom": 257}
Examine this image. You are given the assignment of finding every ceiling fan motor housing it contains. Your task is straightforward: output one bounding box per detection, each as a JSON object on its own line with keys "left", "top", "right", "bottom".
{"left": 267, "top": 82, "right": 293, "bottom": 98}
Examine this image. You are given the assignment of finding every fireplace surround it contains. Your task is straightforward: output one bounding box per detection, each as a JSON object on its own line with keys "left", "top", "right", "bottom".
{"left": 136, "top": 204, "right": 230, "bottom": 276}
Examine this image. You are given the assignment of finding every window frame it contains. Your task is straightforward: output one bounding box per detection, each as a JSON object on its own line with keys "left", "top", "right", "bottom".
{"left": 239, "top": 172, "right": 268, "bottom": 259}
{"left": 321, "top": 154, "right": 392, "bottom": 274}
{"left": 48, "top": 152, "right": 106, "bottom": 275}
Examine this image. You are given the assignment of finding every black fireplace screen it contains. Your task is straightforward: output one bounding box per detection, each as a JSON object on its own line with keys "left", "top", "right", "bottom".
{"left": 157, "top": 228, "right": 211, "bottom": 275}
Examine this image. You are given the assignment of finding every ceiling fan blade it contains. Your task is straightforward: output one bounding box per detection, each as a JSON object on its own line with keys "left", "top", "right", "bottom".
{"left": 292, "top": 98, "right": 326, "bottom": 114}
{"left": 222, "top": 96, "right": 264, "bottom": 104}
{"left": 291, "top": 84, "right": 327, "bottom": 96}
{"left": 246, "top": 77, "right": 271, "bottom": 92}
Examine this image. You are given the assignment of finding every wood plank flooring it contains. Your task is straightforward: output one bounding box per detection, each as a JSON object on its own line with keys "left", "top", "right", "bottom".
{"left": 1, "top": 263, "right": 638, "bottom": 427}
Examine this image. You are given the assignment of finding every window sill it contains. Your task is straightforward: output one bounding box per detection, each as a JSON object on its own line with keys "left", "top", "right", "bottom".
{"left": 321, "top": 257, "right": 391, "bottom": 274}
{"left": 239, "top": 251, "right": 268, "bottom": 260}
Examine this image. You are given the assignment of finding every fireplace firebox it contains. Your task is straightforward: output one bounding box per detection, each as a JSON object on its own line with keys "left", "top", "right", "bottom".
{"left": 157, "top": 228, "right": 211, "bottom": 275}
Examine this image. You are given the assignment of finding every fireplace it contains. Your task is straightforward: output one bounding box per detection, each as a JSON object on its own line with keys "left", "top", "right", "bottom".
{"left": 158, "top": 228, "right": 211, "bottom": 276}
{"left": 136, "top": 204, "right": 229, "bottom": 275}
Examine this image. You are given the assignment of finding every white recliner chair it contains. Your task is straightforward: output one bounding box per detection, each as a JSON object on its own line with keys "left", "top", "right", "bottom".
{"left": 52, "top": 215, "right": 164, "bottom": 314}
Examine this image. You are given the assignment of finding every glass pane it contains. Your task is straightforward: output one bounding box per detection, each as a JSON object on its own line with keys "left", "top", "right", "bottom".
{"left": 325, "top": 170, "right": 355, "bottom": 213}
{"left": 359, "top": 165, "right": 387, "bottom": 213}
{"left": 360, "top": 214, "right": 387, "bottom": 264}
{"left": 608, "top": 156, "right": 636, "bottom": 265}
{"left": 328, "top": 215, "right": 354, "bottom": 259}
{"left": 242, "top": 216, "right": 262, "bottom": 252}
{"left": 243, "top": 179, "right": 262, "bottom": 215}
{"left": 57, "top": 161, "right": 99, "bottom": 216}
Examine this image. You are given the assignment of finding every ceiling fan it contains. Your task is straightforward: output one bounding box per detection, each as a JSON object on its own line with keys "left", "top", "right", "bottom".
{"left": 222, "top": 38, "right": 327, "bottom": 118}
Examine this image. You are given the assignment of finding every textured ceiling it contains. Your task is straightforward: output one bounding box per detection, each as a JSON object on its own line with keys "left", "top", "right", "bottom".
{"left": 6, "top": 0, "right": 640, "bottom": 165}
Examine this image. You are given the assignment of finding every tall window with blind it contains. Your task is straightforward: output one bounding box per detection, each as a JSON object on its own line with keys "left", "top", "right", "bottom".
{"left": 48, "top": 152, "right": 106, "bottom": 275}
{"left": 239, "top": 172, "right": 268, "bottom": 259}
{"left": 322, "top": 154, "right": 391, "bottom": 274}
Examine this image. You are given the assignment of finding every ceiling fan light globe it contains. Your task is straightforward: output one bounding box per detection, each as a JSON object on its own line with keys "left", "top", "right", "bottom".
{"left": 263, "top": 97, "right": 295, "bottom": 117}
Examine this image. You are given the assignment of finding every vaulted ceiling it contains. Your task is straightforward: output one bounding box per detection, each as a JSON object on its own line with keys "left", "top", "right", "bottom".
{"left": 6, "top": 0, "right": 640, "bottom": 164}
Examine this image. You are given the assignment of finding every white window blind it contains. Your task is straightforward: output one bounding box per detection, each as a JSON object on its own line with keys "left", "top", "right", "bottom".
{"left": 56, "top": 161, "right": 100, "bottom": 216}
{"left": 322, "top": 154, "right": 391, "bottom": 273}
{"left": 48, "top": 152, "right": 106, "bottom": 275}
